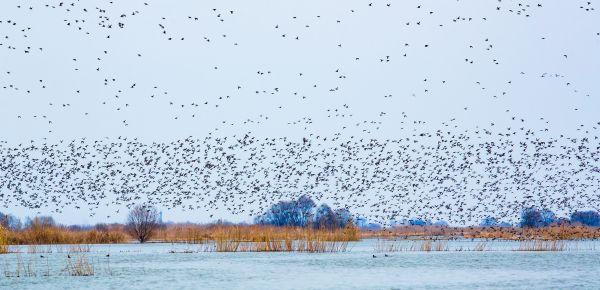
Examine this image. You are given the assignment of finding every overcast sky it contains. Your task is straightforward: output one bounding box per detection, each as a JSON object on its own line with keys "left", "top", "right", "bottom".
{"left": 0, "top": 0, "right": 598, "bottom": 225}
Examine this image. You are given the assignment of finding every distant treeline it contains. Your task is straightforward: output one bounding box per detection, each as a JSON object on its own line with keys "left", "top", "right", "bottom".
{"left": 254, "top": 195, "right": 353, "bottom": 230}
{"left": 517, "top": 207, "right": 600, "bottom": 228}
{"left": 0, "top": 195, "right": 354, "bottom": 232}
{"left": 1, "top": 201, "right": 599, "bottom": 231}
{"left": 403, "top": 208, "right": 600, "bottom": 229}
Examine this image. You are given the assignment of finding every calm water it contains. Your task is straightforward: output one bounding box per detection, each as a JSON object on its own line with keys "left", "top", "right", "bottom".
{"left": 1, "top": 240, "right": 599, "bottom": 290}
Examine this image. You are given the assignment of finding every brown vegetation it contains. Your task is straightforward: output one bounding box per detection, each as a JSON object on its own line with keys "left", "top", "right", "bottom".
{"left": 0, "top": 226, "right": 9, "bottom": 254}
{"left": 0, "top": 223, "right": 359, "bottom": 253}
{"left": 157, "top": 224, "right": 359, "bottom": 243}
{"left": 374, "top": 239, "right": 449, "bottom": 252}
{"left": 1, "top": 226, "right": 127, "bottom": 245}
{"left": 516, "top": 240, "right": 566, "bottom": 251}
{"left": 365, "top": 225, "right": 600, "bottom": 241}
{"left": 1, "top": 223, "right": 599, "bottom": 252}
{"left": 158, "top": 224, "right": 359, "bottom": 252}
{"left": 65, "top": 253, "right": 95, "bottom": 276}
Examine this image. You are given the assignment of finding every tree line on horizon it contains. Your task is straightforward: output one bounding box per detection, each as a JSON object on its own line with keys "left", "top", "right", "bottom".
{"left": 1, "top": 200, "right": 599, "bottom": 236}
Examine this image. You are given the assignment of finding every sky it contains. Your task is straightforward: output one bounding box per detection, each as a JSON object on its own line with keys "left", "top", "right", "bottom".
{"left": 0, "top": 0, "right": 599, "bottom": 225}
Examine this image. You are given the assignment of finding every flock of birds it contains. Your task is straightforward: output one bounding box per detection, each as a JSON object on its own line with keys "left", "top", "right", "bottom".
{"left": 1, "top": 121, "right": 598, "bottom": 225}
{"left": 0, "top": 0, "right": 598, "bottom": 225}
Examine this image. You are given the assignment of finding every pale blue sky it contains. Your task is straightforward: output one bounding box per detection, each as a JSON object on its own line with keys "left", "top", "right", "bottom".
{"left": 0, "top": 0, "right": 598, "bottom": 225}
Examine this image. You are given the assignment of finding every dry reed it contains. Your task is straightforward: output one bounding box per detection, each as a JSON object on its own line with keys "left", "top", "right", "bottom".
{"left": 65, "top": 253, "right": 95, "bottom": 276}
{"left": 365, "top": 225, "right": 600, "bottom": 241}
{"left": 516, "top": 240, "right": 566, "bottom": 251}
{"left": 0, "top": 226, "right": 9, "bottom": 254}
{"left": 4, "top": 226, "right": 127, "bottom": 245}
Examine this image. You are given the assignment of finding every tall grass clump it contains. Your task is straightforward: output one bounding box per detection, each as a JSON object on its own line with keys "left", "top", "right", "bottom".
{"left": 5, "top": 226, "right": 127, "bottom": 245}
{"left": 516, "top": 240, "right": 566, "bottom": 251}
{"left": 374, "top": 239, "right": 451, "bottom": 252}
{"left": 66, "top": 254, "right": 94, "bottom": 276}
{"left": 0, "top": 226, "right": 9, "bottom": 254}
{"left": 191, "top": 224, "right": 357, "bottom": 252}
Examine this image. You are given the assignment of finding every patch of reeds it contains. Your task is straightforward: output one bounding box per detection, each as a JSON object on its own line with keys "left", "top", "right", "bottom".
{"left": 2, "top": 253, "right": 113, "bottom": 278}
{"left": 198, "top": 226, "right": 354, "bottom": 253}
{"left": 374, "top": 239, "right": 449, "bottom": 252}
{"left": 0, "top": 226, "right": 9, "bottom": 254}
{"left": 68, "top": 244, "right": 92, "bottom": 253}
{"left": 374, "top": 239, "right": 406, "bottom": 252}
{"left": 65, "top": 253, "right": 95, "bottom": 276}
{"left": 156, "top": 225, "right": 211, "bottom": 244}
{"left": 4, "top": 226, "right": 127, "bottom": 245}
{"left": 3, "top": 254, "right": 37, "bottom": 277}
{"left": 365, "top": 225, "right": 600, "bottom": 241}
{"left": 473, "top": 241, "right": 488, "bottom": 251}
{"left": 155, "top": 224, "right": 358, "bottom": 253}
{"left": 198, "top": 239, "right": 349, "bottom": 253}
{"left": 516, "top": 240, "right": 566, "bottom": 251}
{"left": 157, "top": 224, "right": 359, "bottom": 244}
{"left": 157, "top": 225, "right": 358, "bottom": 253}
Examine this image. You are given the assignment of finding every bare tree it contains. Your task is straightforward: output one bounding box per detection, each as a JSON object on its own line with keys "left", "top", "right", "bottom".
{"left": 126, "top": 205, "right": 160, "bottom": 243}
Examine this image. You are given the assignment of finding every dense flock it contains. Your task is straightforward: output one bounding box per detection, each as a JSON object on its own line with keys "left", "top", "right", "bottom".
{"left": 0, "top": 1, "right": 598, "bottom": 225}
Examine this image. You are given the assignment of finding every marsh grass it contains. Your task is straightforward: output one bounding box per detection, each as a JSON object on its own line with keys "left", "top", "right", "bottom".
{"left": 157, "top": 224, "right": 359, "bottom": 243}
{"left": 2, "top": 252, "right": 114, "bottom": 278}
{"left": 473, "top": 241, "right": 488, "bottom": 251}
{"left": 68, "top": 244, "right": 92, "bottom": 253}
{"left": 158, "top": 224, "right": 357, "bottom": 252}
{"left": 202, "top": 229, "right": 352, "bottom": 253}
{"left": 65, "top": 253, "right": 95, "bottom": 276}
{"left": 2, "top": 254, "right": 38, "bottom": 277}
{"left": 0, "top": 224, "right": 600, "bottom": 247}
{"left": 197, "top": 239, "right": 349, "bottom": 253}
{"left": 374, "top": 238, "right": 587, "bottom": 252}
{"left": 0, "top": 226, "right": 8, "bottom": 254}
{"left": 367, "top": 225, "right": 600, "bottom": 241}
{"left": 4, "top": 226, "right": 127, "bottom": 245}
{"left": 374, "top": 239, "right": 450, "bottom": 252}
{"left": 516, "top": 240, "right": 566, "bottom": 251}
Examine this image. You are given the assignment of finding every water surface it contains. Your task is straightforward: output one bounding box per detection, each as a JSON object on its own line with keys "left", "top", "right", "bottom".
{"left": 1, "top": 240, "right": 599, "bottom": 290}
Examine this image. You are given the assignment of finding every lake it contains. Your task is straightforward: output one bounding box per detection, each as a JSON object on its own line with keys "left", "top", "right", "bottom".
{"left": 1, "top": 240, "right": 600, "bottom": 290}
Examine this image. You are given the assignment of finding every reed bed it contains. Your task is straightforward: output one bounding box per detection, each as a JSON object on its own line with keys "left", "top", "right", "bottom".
{"left": 374, "top": 239, "right": 449, "bottom": 252}
{"left": 0, "top": 223, "right": 357, "bottom": 253}
{"left": 516, "top": 240, "right": 566, "bottom": 251}
{"left": 2, "top": 227, "right": 127, "bottom": 245}
{"left": 1, "top": 223, "right": 598, "bottom": 253}
{"left": 152, "top": 224, "right": 357, "bottom": 252}
{"left": 156, "top": 225, "right": 212, "bottom": 244}
{"left": 157, "top": 224, "right": 359, "bottom": 244}
{"left": 196, "top": 239, "right": 349, "bottom": 253}
{"left": 366, "top": 225, "right": 600, "bottom": 241}
{"left": 0, "top": 226, "right": 9, "bottom": 254}
{"left": 186, "top": 225, "right": 357, "bottom": 252}
{"left": 374, "top": 239, "right": 591, "bottom": 252}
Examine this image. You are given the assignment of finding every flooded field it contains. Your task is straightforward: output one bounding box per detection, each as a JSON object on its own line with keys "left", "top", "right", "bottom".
{"left": 1, "top": 239, "right": 600, "bottom": 290}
